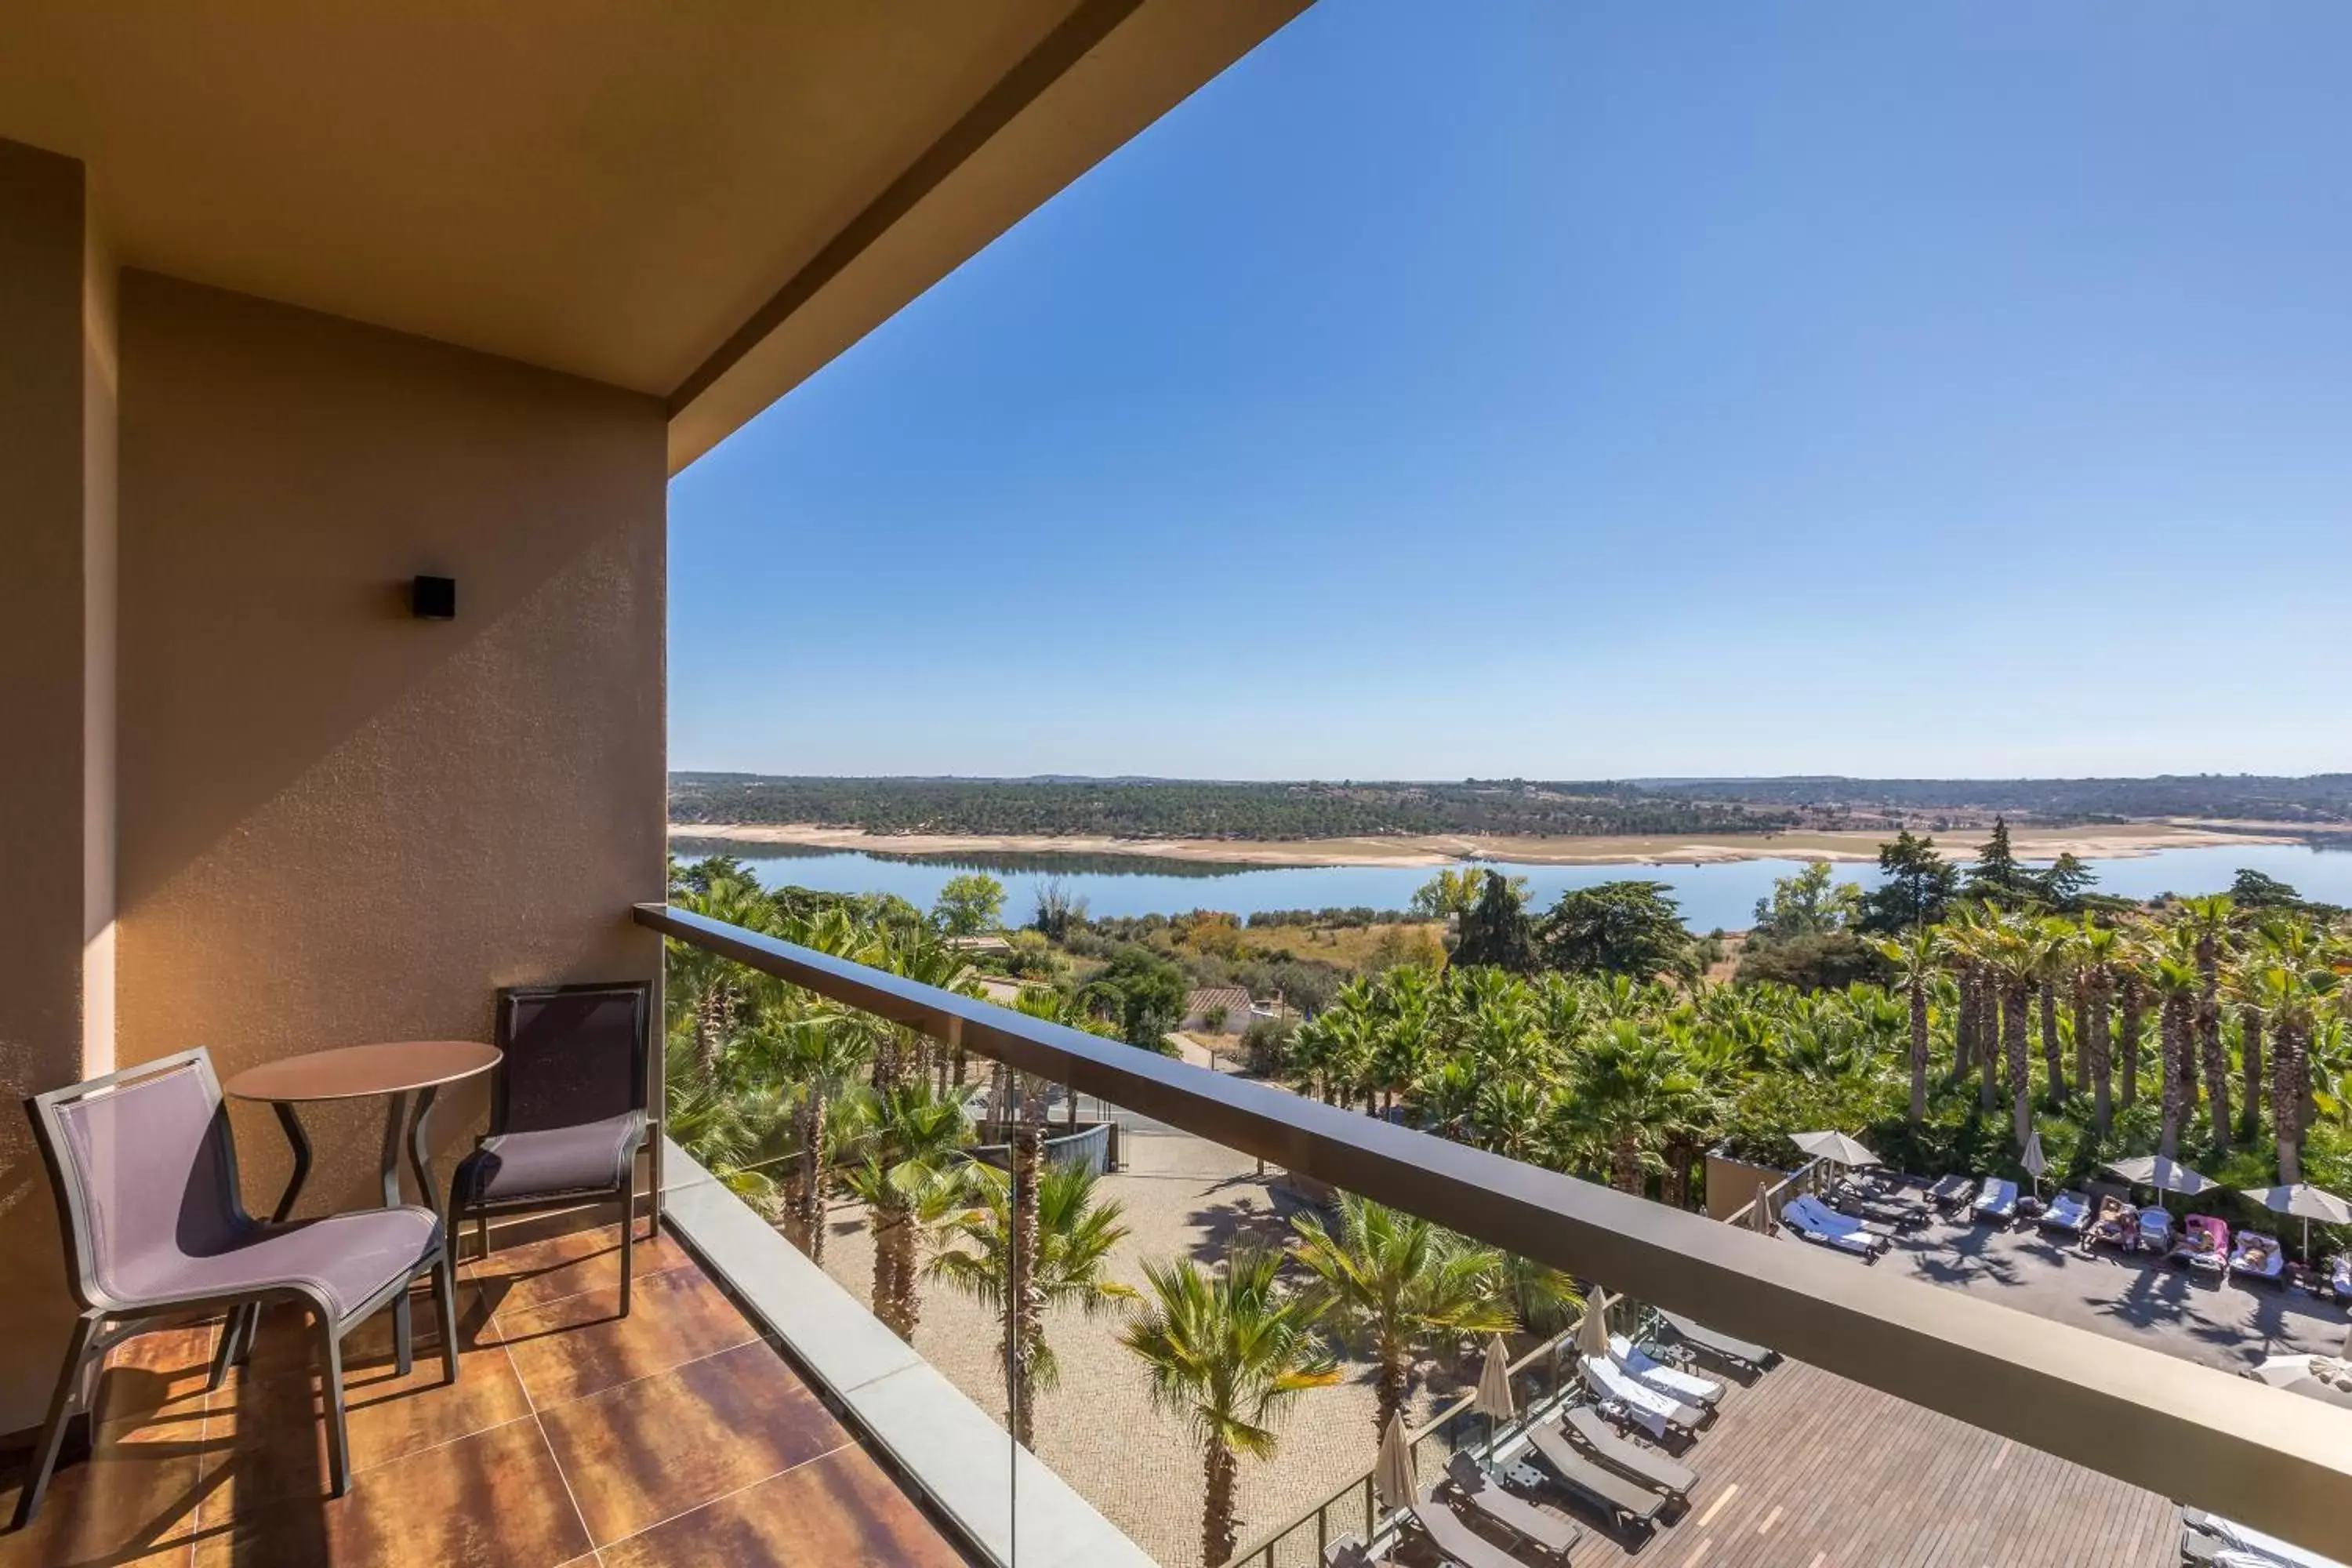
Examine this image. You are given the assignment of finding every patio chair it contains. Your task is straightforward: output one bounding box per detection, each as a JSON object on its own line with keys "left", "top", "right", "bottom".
{"left": 1657, "top": 1309, "right": 1778, "bottom": 1374}
{"left": 1443, "top": 1454, "right": 1582, "bottom": 1557}
{"left": 1971, "top": 1177, "right": 2020, "bottom": 1223}
{"left": 1782, "top": 1193, "right": 1891, "bottom": 1260}
{"left": 1526, "top": 1422, "right": 1668, "bottom": 1531}
{"left": 16, "top": 1050, "right": 452, "bottom": 1523}
{"left": 1559, "top": 1404, "right": 1695, "bottom": 1501}
{"left": 1608, "top": 1332, "right": 1722, "bottom": 1405}
{"left": 2229, "top": 1230, "right": 2285, "bottom": 1287}
{"left": 1581, "top": 1355, "right": 1705, "bottom": 1438}
{"left": 2038, "top": 1191, "right": 2092, "bottom": 1236}
{"left": 449, "top": 982, "right": 652, "bottom": 1312}
{"left": 2174, "top": 1214, "right": 2230, "bottom": 1283}
{"left": 1410, "top": 1490, "right": 1555, "bottom": 1568}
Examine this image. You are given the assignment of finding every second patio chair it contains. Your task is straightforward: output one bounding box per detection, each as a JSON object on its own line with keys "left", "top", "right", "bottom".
{"left": 449, "top": 982, "right": 652, "bottom": 1312}
{"left": 16, "top": 1049, "right": 452, "bottom": 1523}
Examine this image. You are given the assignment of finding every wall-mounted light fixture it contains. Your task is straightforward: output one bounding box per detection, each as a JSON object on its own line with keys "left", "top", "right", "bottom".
{"left": 410, "top": 575, "right": 456, "bottom": 620}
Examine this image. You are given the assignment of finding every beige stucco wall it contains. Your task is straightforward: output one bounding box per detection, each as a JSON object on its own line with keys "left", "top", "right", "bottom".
{"left": 111, "top": 273, "right": 668, "bottom": 1239}
{"left": 0, "top": 137, "right": 110, "bottom": 1440}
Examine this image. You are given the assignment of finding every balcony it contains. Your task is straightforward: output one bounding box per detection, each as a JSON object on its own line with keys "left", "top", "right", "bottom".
{"left": 0, "top": 1218, "right": 971, "bottom": 1568}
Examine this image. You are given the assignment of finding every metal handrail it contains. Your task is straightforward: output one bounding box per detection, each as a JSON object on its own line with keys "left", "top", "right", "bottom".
{"left": 641, "top": 902, "right": 2352, "bottom": 1554}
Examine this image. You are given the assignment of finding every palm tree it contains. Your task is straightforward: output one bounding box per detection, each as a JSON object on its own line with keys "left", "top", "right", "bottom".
{"left": 2114, "top": 928, "right": 2150, "bottom": 1112}
{"left": 2180, "top": 895, "right": 2236, "bottom": 1147}
{"left": 927, "top": 1160, "right": 1134, "bottom": 1447}
{"left": 875, "top": 927, "right": 982, "bottom": 1093}
{"left": 839, "top": 1081, "right": 975, "bottom": 1340}
{"left": 2074, "top": 920, "right": 2122, "bottom": 1135}
{"left": 1872, "top": 927, "right": 1939, "bottom": 1123}
{"left": 1559, "top": 1020, "right": 1699, "bottom": 1195}
{"left": 664, "top": 872, "right": 776, "bottom": 1086}
{"left": 1976, "top": 916, "right": 2037, "bottom": 1150}
{"left": 1119, "top": 1249, "right": 1340, "bottom": 1566}
{"left": 2152, "top": 950, "right": 2201, "bottom": 1160}
{"left": 1290, "top": 1193, "right": 1516, "bottom": 1443}
{"left": 751, "top": 1011, "right": 873, "bottom": 1264}
{"left": 2028, "top": 916, "right": 2073, "bottom": 1105}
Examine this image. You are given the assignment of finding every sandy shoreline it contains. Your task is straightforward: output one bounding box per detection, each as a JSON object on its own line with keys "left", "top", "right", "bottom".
{"left": 667, "top": 820, "right": 2298, "bottom": 869}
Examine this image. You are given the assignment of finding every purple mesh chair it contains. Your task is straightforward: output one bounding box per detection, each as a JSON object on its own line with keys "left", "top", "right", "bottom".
{"left": 449, "top": 983, "right": 652, "bottom": 1312}
{"left": 16, "top": 1049, "right": 454, "bottom": 1526}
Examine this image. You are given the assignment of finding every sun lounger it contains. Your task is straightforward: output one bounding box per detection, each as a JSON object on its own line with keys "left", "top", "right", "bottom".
{"left": 2038, "top": 1191, "right": 2091, "bottom": 1235}
{"left": 1609, "top": 1333, "right": 1722, "bottom": 1406}
{"left": 2137, "top": 1205, "right": 2175, "bottom": 1254}
{"left": 1833, "top": 1185, "right": 1928, "bottom": 1229}
{"left": 2088, "top": 1193, "right": 2133, "bottom": 1249}
{"left": 1412, "top": 1490, "right": 1557, "bottom": 1568}
{"left": 1323, "top": 1537, "right": 1384, "bottom": 1568}
{"left": 2183, "top": 1508, "right": 2350, "bottom": 1568}
{"left": 2230, "top": 1231, "right": 2285, "bottom": 1286}
{"left": 1658, "top": 1309, "right": 1777, "bottom": 1374}
{"left": 2180, "top": 1526, "right": 2272, "bottom": 1568}
{"left": 1928, "top": 1172, "right": 1975, "bottom": 1210}
{"left": 1972, "top": 1177, "right": 2019, "bottom": 1222}
{"left": 2175, "top": 1214, "right": 2230, "bottom": 1280}
{"left": 1782, "top": 1193, "right": 1891, "bottom": 1259}
{"left": 1581, "top": 1355, "right": 1704, "bottom": 1438}
{"left": 1526, "top": 1422, "right": 1668, "bottom": 1530}
{"left": 1443, "top": 1454, "right": 1583, "bottom": 1557}
{"left": 1560, "top": 1404, "right": 1695, "bottom": 1501}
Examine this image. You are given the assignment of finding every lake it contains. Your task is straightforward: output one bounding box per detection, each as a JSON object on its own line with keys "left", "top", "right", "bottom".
{"left": 671, "top": 837, "right": 2352, "bottom": 933}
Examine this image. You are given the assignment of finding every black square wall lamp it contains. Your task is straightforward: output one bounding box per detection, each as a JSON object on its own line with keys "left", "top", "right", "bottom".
{"left": 410, "top": 575, "right": 456, "bottom": 620}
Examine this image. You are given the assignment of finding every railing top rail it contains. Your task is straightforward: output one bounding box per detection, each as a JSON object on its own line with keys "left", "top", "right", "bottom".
{"left": 642, "top": 902, "right": 2352, "bottom": 1554}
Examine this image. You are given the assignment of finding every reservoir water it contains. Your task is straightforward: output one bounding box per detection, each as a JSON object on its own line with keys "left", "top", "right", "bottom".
{"left": 672, "top": 837, "right": 2352, "bottom": 934}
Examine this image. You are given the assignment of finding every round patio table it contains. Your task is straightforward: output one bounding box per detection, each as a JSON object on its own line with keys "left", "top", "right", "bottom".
{"left": 224, "top": 1040, "right": 500, "bottom": 1374}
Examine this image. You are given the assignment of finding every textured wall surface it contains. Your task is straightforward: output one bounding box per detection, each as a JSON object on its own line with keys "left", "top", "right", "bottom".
{"left": 113, "top": 272, "right": 668, "bottom": 1229}
{"left": 0, "top": 136, "right": 98, "bottom": 1439}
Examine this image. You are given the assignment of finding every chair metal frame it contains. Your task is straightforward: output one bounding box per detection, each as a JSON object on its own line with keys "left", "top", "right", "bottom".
{"left": 448, "top": 982, "right": 654, "bottom": 1312}
{"left": 15, "top": 1049, "right": 454, "bottom": 1527}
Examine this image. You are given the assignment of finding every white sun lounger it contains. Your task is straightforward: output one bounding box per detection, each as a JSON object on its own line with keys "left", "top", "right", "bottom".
{"left": 1783, "top": 1193, "right": 1889, "bottom": 1259}
{"left": 1972, "top": 1177, "right": 2019, "bottom": 1221}
{"left": 1581, "top": 1355, "right": 1703, "bottom": 1437}
{"left": 1610, "top": 1333, "right": 1722, "bottom": 1406}
{"left": 2183, "top": 1508, "right": 2350, "bottom": 1568}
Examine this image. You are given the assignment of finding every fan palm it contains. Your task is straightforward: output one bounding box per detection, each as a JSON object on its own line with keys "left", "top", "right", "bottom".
{"left": 1559, "top": 1019, "right": 1700, "bottom": 1195}
{"left": 927, "top": 1160, "right": 1135, "bottom": 1446}
{"left": 2179, "top": 895, "right": 2236, "bottom": 1147}
{"left": 1119, "top": 1249, "right": 1341, "bottom": 1565}
{"left": 2074, "top": 920, "right": 2122, "bottom": 1135}
{"left": 839, "top": 1081, "right": 975, "bottom": 1340}
{"left": 1871, "top": 927, "right": 1939, "bottom": 1123}
{"left": 1290, "top": 1193, "right": 1515, "bottom": 1443}
{"left": 2151, "top": 952, "right": 2201, "bottom": 1160}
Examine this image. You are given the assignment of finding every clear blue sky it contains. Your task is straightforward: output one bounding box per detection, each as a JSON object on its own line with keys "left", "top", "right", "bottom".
{"left": 670, "top": 1, "right": 2352, "bottom": 782}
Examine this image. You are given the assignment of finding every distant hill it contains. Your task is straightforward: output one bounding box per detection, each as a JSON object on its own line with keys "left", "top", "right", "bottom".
{"left": 667, "top": 775, "right": 1796, "bottom": 840}
{"left": 667, "top": 771, "right": 2352, "bottom": 841}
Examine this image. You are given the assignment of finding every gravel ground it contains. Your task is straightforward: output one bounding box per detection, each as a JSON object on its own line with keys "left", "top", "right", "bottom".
{"left": 817, "top": 1129, "right": 1475, "bottom": 1568}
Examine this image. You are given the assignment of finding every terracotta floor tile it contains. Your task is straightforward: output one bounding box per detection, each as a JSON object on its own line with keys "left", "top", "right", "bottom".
{"left": 495, "top": 1267, "right": 757, "bottom": 1409}
{"left": 597, "top": 1446, "right": 966, "bottom": 1568}
{"left": 93, "top": 1321, "right": 220, "bottom": 1435}
{"left": 537, "top": 1340, "right": 848, "bottom": 1545}
{"left": 198, "top": 1324, "right": 531, "bottom": 1515}
{"left": 468, "top": 1222, "right": 689, "bottom": 1316}
{"left": 0, "top": 1422, "right": 205, "bottom": 1568}
{"left": 191, "top": 1417, "right": 589, "bottom": 1568}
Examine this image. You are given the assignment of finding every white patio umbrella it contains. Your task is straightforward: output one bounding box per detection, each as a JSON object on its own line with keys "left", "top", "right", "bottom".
{"left": 1474, "top": 1334, "right": 1515, "bottom": 1450}
{"left": 1791, "top": 1130, "right": 1882, "bottom": 1170}
{"left": 1373, "top": 1411, "right": 1417, "bottom": 1513}
{"left": 1749, "top": 1180, "right": 1776, "bottom": 1236}
{"left": 2237, "top": 1181, "right": 2352, "bottom": 1258}
{"left": 2104, "top": 1156, "right": 2220, "bottom": 1201}
{"left": 2020, "top": 1131, "right": 2048, "bottom": 1200}
{"left": 1575, "top": 1289, "right": 1615, "bottom": 1363}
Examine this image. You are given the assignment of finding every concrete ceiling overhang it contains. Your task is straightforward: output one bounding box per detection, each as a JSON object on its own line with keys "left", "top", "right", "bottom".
{"left": 0, "top": 0, "right": 1308, "bottom": 472}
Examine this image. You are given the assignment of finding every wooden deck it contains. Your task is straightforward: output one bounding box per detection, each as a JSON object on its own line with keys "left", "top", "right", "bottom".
{"left": 1416, "top": 1357, "right": 2178, "bottom": 1568}
{"left": 0, "top": 1221, "right": 973, "bottom": 1568}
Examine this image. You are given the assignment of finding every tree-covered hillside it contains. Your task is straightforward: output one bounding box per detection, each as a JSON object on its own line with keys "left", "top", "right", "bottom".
{"left": 668, "top": 775, "right": 1796, "bottom": 840}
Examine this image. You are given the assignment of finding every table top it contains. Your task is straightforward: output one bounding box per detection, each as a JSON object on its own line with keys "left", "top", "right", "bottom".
{"left": 224, "top": 1040, "right": 500, "bottom": 1103}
